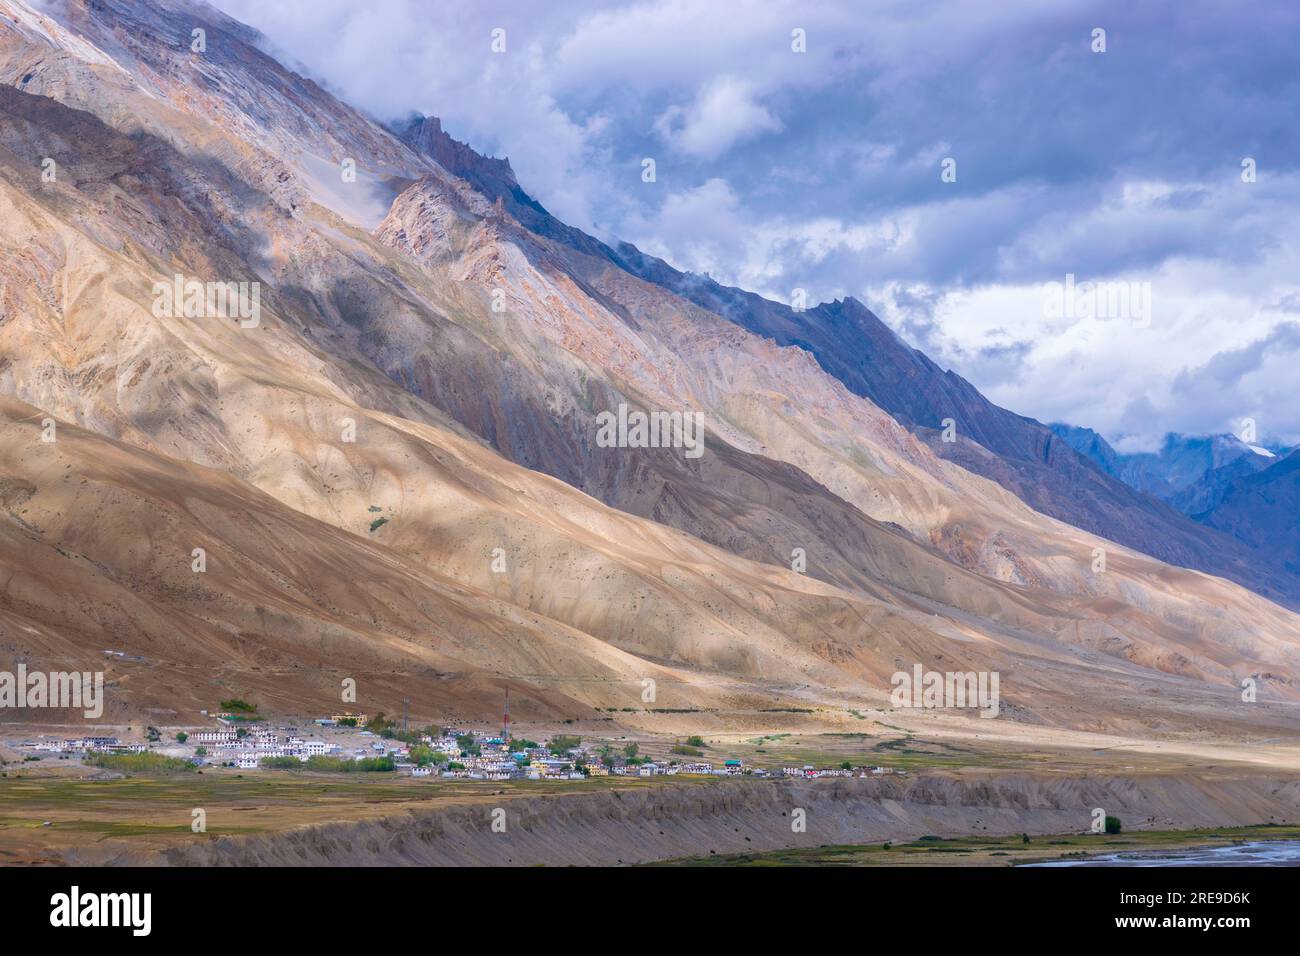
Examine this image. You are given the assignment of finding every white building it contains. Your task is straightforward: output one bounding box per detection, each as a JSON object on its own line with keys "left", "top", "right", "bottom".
{"left": 191, "top": 730, "right": 239, "bottom": 747}
{"left": 679, "top": 763, "right": 713, "bottom": 775}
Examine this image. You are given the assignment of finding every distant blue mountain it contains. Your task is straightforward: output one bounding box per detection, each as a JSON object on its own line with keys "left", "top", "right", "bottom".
{"left": 1050, "top": 426, "right": 1288, "bottom": 514}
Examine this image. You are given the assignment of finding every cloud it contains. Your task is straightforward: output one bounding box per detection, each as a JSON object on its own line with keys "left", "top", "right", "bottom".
{"left": 1173, "top": 323, "right": 1300, "bottom": 394}
{"left": 625, "top": 178, "right": 748, "bottom": 281}
{"left": 653, "top": 77, "right": 782, "bottom": 160}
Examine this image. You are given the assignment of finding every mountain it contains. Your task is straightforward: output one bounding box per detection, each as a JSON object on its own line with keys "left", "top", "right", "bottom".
{"left": 1161, "top": 436, "right": 1281, "bottom": 515}
{"left": 2, "top": 0, "right": 1299, "bottom": 742}
{"left": 1051, "top": 423, "right": 1300, "bottom": 588}
{"left": 1053, "top": 427, "right": 1280, "bottom": 505}
{"left": 1052, "top": 424, "right": 1292, "bottom": 532}
{"left": 1198, "top": 450, "right": 1300, "bottom": 577}
{"left": 385, "top": 115, "right": 1300, "bottom": 610}
{"left": 1048, "top": 423, "right": 1121, "bottom": 477}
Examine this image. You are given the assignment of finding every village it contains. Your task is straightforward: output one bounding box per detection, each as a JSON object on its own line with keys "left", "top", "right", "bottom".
{"left": 6, "top": 709, "right": 908, "bottom": 783}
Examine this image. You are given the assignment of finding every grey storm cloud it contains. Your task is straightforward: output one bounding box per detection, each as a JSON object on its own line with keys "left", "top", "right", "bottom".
{"left": 1173, "top": 323, "right": 1300, "bottom": 394}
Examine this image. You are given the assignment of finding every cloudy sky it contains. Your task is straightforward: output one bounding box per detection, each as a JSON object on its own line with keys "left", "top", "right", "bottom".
{"left": 214, "top": 0, "right": 1300, "bottom": 451}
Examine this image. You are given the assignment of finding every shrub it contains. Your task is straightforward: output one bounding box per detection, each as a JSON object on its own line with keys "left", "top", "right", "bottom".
{"left": 408, "top": 745, "right": 448, "bottom": 767}
{"left": 304, "top": 756, "right": 394, "bottom": 773}
{"left": 1105, "top": 816, "right": 1122, "bottom": 834}
{"left": 85, "top": 752, "right": 193, "bottom": 774}
{"left": 260, "top": 756, "right": 303, "bottom": 769}
{"left": 366, "top": 714, "right": 397, "bottom": 735}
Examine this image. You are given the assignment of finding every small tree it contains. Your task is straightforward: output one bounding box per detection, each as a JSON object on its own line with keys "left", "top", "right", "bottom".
{"left": 176, "top": 732, "right": 188, "bottom": 743}
{"left": 365, "top": 713, "right": 396, "bottom": 735}
{"left": 1104, "top": 815, "right": 1122, "bottom": 834}
{"left": 409, "top": 745, "right": 448, "bottom": 767}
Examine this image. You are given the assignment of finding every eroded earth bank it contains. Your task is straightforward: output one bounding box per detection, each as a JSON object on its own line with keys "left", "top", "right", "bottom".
{"left": 59, "top": 770, "right": 1300, "bottom": 866}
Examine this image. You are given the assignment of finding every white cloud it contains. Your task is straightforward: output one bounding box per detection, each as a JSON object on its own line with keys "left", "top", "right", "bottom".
{"left": 869, "top": 244, "right": 1300, "bottom": 449}
{"left": 627, "top": 178, "right": 745, "bottom": 277}
{"left": 653, "top": 77, "right": 782, "bottom": 160}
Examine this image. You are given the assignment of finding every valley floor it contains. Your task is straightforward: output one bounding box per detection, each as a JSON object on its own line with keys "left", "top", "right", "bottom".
{"left": 4, "top": 731, "right": 1300, "bottom": 866}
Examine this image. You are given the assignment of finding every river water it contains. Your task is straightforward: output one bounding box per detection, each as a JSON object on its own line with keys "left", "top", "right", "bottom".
{"left": 1023, "top": 840, "right": 1300, "bottom": 866}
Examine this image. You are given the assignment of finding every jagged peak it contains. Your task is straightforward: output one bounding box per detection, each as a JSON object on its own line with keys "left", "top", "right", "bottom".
{"left": 390, "top": 112, "right": 516, "bottom": 186}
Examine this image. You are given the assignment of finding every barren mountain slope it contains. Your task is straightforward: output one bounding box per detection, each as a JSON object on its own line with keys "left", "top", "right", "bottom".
{"left": 386, "top": 112, "right": 1300, "bottom": 610}
{"left": 369, "top": 171, "right": 1300, "bottom": 696}
{"left": 5, "top": 390, "right": 1299, "bottom": 740}
{"left": 0, "top": 390, "right": 1010, "bottom": 724}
